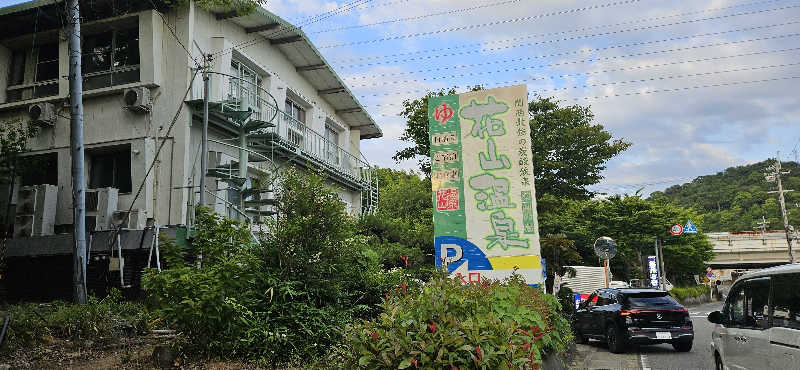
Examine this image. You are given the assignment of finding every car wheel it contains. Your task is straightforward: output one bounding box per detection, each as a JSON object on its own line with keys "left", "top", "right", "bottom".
{"left": 714, "top": 352, "right": 724, "bottom": 370}
{"left": 606, "top": 324, "right": 626, "bottom": 353}
{"left": 574, "top": 328, "right": 588, "bottom": 344}
{"left": 672, "top": 341, "right": 693, "bottom": 352}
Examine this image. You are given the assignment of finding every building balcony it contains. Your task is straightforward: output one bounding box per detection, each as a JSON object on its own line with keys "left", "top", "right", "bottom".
{"left": 186, "top": 79, "right": 375, "bottom": 192}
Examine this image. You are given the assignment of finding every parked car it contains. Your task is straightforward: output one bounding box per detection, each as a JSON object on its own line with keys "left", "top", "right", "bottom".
{"left": 573, "top": 288, "right": 694, "bottom": 353}
{"left": 708, "top": 263, "right": 800, "bottom": 370}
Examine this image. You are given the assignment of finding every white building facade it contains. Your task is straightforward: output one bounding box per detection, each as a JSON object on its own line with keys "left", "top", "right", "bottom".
{"left": 0, "top": 0, "right": 381, "bottom": 298}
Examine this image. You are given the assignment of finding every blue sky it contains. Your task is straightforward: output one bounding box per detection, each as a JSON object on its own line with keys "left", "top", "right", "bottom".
{"left": 3, "top": 0, "right": 799, "bottom": 195}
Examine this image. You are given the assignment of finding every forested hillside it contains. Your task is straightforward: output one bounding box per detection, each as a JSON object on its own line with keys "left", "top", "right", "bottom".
{"left": 649, "top": 160, "right": 800, "bottom": 233}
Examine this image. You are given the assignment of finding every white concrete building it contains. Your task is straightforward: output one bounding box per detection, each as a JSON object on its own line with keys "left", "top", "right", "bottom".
{"left": 0, "top": 0, "right": 381, "bottom": 298}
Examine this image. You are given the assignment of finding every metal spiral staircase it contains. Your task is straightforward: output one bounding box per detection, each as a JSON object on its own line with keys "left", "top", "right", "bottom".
{"left": 186, "top": 72, "right": 378, "bottom": 225}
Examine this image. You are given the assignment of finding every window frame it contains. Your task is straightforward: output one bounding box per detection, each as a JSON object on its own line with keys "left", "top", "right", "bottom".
{"left": 81, "top": 25, "right": 140, "bottom": 91}
{"left": 5, "top": 43, "right": 60, "bottom": 103}
{"left": 88, "top": 145, "right": 133, "bottom": 194}
{"left": 324, "top": 124, "right": 340, "bottom": 165}
{"left": 724, "top": 277, "right": 771, "bottom": 330}
{"left": 769, "top": 273, "right": 800, "bottom": 330}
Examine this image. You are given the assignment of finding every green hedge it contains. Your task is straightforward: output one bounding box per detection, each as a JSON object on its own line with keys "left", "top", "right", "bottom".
{"left": 669, "top": 285, "right": 710, "bottom": 301}
{"left": 333, "top": 275, "right": 573, "bottom": 369}
{"left": 0, "top": 289, "right": 154, "bottom": 353}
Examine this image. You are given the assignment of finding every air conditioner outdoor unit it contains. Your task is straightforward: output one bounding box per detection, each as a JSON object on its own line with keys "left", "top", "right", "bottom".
{"left": 13, "top": 215, "right": 34, "bottom": 238}
{"left": 13, "top": 184, "right": 57, "bottom": 237}
{"left": 17, "top": 187, "right": 37, "bottom": 215}
{"left": 86, "top": 187, "right": 119, "bottom": 231}
{"left": 111, "top": 209, "right": 146, "bottom": 229}
{"left": 28, "top": 102, "right": 57, "bottom": 126}
{"left": 123, "top": 87, "right": 151, "bottom": 113}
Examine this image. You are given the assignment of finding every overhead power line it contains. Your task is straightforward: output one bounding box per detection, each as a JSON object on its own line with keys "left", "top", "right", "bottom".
{"left": 211, "top": 0, "right": 379, "bottom": 58}
{"left": 366, "top": 72, "right": 800, "bottom": 116}
{"left": 343, "top": 22, "right": 800, "bottom": 81}
{"left": 574, "top": 75, "right": 800, "bottom": 101}
{"left": 331, "top": 0, "right": 790, "bottom": 64}
{"left": 337, "top": 11, "right": 800, "bottom": 70}
{"left": 347, "top": 33, "right": 800, "bottom": 89}
{"left": 361, "top": 47, "right": 800, "bottom": 107}
{"left": 306, "top": 0, "right": 525, "bottom": 34}
{"left": 359, "top": 61, "right": 800, "bottom": 100}
{"left": 318, "top": 0, "right": 647, "bottom": 49}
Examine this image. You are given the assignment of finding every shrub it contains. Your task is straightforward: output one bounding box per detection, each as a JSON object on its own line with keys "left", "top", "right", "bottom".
{"left": 669, "top": 285, "right": 710, "bottom": 301}
{"left": 334, "top": 274, "right": 573, "bottom": 369}
{"left": 0, "top": 289, "right": 153, "bottom": 353}
{"left": 143, "top": 169, "right": 420, "bottom": 364}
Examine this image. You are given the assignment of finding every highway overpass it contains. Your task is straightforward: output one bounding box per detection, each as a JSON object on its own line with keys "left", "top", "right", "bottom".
{"left": 706, "top": 231, "right": 797, "bottom": 280}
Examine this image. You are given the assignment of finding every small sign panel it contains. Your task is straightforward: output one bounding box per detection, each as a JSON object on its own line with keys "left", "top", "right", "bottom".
{"left": 648, "top": 255, "right": 660, "bottom": 288}
{"left": 684, "top": 220, "right": 698, "bottom": 234}
{"left": 670, "top": 224, "right": 684, "bottom": 236}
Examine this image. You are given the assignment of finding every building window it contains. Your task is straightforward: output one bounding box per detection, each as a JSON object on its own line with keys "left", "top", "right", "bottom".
{"left": 325, "top": 125, "right": 340, "bottom": 165}
{"left": 19, "top": 152, "right": 58, "bottom": 186}
{"left": 6, "top": 43, "right": 60, "bottom": 103}
{"left": 229, "top": 59, "right": 262, "bottom": 111}
{"left": 89, "top": 145, "right": 132, "bottom": 193}
{"left": 285, "top": 99, "right": 305, "bottom": 123}
{"left": 82, "top": 25, "right": 140, "bottom": 91}
{"left": 284, "top": 99, "right": 306, "bottom": 147}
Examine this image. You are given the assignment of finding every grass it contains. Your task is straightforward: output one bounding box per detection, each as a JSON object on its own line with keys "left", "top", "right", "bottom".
{"left": 0, "top": 289, "right": 155, "bottom": 353}
{"left": 669, "top": 285, "right": 710, "bottom": 301}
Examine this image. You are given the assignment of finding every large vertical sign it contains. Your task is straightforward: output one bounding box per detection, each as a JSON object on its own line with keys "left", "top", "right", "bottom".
{"left": 431, "top": 85, "right": 542, "bottom": 287}
{"left": 648, "top": 256, "right": 660, "bottom": 288}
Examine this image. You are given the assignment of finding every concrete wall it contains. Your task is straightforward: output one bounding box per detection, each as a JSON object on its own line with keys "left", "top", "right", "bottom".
{"left": 188, "top": 7, "right": 354, "bottom": 154}
{"left": 0, "top": 5, "right": 371, "bottom": 233}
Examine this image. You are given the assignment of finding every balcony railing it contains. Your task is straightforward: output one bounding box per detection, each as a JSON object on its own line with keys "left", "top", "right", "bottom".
{"left": 262, "top": 110, "right": 370, "bottom": 183}
{"left": 199, "top": 73, "right": 373, "bottom": 186}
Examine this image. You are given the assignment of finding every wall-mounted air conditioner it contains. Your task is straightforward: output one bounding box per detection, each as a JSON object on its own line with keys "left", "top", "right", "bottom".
{"left": 111, "top": 209, "right": 146, "bottom": 230}
{"left": 28, "top": 102, "right": 57, "bottom": 126}
{"left": 13, "top": 184, "right": 58, "bottom": 237}
{"left": 86, "top": 187, "right": 119, "bottom": 231}
{"left": 123, "top": 87, "right": 151, "bottom": 113}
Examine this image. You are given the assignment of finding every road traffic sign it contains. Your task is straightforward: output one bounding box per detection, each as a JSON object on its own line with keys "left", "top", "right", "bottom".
{"left": 684, "top": 220, "right": 698, "bottom": 234}
{"left": 670, "top": 224, "right": 684, "bottom": 235}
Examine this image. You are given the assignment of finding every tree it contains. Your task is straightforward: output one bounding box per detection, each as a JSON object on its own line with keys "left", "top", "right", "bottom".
{"left": 528, "top": 96, "right": 631, "bottom": 199}
{"left": 163, "top": 0, "right": 267, "bottom": 13}
{"left": 393, "top": 87, "right": 480, "bottom": 176}
{"left": 555, "top": 194, "right": 714, "bottom": 285}
{"left": 393, "top": 91, "right": 630, "bottom": 200}
{"left": 358, "top": 168, "right": 434, "bottom": 267}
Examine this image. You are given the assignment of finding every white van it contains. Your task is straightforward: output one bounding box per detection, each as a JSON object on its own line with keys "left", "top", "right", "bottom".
{"left": 708, "top": 263, "right": 800, "bottom": 370}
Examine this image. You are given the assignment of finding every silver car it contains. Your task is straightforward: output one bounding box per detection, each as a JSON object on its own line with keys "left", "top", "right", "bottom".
{"left": 708, "top": 264, "right": 800, "bottom": 370}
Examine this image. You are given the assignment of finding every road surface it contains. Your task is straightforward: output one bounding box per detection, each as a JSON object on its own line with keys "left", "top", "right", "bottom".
{"left": 638, "top": 301, "right": 722, "bottom": 370}
{"left": 571, "top": 301, "right": 723, "bottom": 370}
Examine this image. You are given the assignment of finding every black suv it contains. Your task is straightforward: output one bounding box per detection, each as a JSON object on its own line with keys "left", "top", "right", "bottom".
{"left": 573, "top": 288, "right": 694, "bottom": 353}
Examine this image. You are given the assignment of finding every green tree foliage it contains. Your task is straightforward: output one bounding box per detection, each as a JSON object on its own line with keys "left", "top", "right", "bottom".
{"left": 549, "top": 194, "right": 714, "bottom": 285}
{"left": 162, "top": 0, "right": 267, "bottom": 14}
{"left": 528, "top": 97, "right": 631, "bottom": 200}
{"left": 650, "top": 160, "right": 800, "bottom": 232}
{"left": 358, "top": 168, "right": 434, "bottom": 266}
{"left": 393, "top": 87, "right": 481, "bottom": 176}
{"left": 334, "top": 275, "right": 572, "bottom": 369}
{"left": 145, "top": 169, "right": 411, "bottom": 364}
{"left": 393, "top": 91, "right": 630, "bottom": 201}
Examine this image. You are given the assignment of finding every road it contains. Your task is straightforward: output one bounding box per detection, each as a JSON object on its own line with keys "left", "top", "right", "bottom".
{"left": 638, "top": 301, "right": 722, "bottom": 370}
{"left": 571, "top": 301, "right": 723, "bottom": 370}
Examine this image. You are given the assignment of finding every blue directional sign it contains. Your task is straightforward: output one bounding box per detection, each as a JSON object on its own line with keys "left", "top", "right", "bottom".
{"left": 684, "top": 220, "right": 698, "bottom": 234}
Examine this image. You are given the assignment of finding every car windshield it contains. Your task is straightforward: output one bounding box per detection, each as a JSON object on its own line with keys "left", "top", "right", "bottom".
{"left": 625, "top": 293, "right": 678, "bottom": 308}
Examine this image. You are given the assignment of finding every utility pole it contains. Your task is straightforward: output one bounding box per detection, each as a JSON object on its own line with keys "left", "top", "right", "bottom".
{"left": 199, "top": 55, "right": 211, "bottom": 207}
{"left": 756, "top": 216, "right": 769, "bottom": 245}
{"left": 766, "top": 152, "right": 795, "bottom": 263}
{"left": 67, "top": 0, "right": 88, "bottom": 304}
{"left": 657, "top": 238, "right": 666, "bottom": 290}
